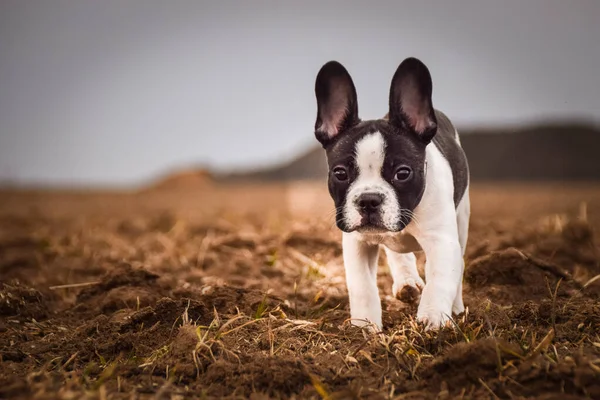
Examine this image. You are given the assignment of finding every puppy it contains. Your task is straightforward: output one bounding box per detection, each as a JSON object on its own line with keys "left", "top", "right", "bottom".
{"left": 313, "top": 57, "right": 470, "bottom": 330}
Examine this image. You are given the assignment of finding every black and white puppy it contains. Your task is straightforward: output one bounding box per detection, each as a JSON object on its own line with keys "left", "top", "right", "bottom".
{"left": 313, "top": 57, "right": 470, "bottom": 330}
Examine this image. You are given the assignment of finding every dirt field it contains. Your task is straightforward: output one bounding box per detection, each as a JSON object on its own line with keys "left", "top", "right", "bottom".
{"left": 1, "top": 182, "right": 600, "bottom": 399}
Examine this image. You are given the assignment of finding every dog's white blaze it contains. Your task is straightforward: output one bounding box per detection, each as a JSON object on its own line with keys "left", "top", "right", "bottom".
{"left": 355, "top": 132, "right": 385, "bottom": 180}
{"left": 343, "top": 132, "right": 400, "bottom": 231}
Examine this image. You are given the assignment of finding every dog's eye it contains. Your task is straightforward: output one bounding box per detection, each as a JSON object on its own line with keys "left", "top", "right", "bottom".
{"left": 333, "top": 167, "right": 348, "bottom": 181}
{"left": 394, "top": 166, "right": 412, "bottom": 181}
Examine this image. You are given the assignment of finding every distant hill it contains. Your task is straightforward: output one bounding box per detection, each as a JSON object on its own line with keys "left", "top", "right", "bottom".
{"left": 460, "top": 123, "right": 600, "bottom": 181}
{"left": 218, "top": 145, "right": 329, "bottom": 182}
{"left": 144, "top": 168, "right": 214, "bottom": 191}
{"left": 219, "top": 122, "right": 600, "bottom": 182}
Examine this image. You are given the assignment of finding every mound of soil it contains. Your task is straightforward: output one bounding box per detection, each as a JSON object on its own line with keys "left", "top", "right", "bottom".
{"left": 465, "top": 248, "right": 580, "bottom": 304}
{"left": 0, "top": 284, "right": 49, "bottom": 321}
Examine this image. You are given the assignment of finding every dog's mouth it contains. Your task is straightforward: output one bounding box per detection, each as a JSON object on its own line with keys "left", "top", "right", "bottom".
{"left": 353, "top": 215, "right": 410, "bottom": 234}
{"left": 355, "top": 225, "right": 388, "bottom": 234}
{"left": 335, "top": 205, "right": 410, "bottom": 233}
{"left": 360, "top": 213, "right": 383, "bottom": 227}
{"left": 337, "top": 218, "right": 388, "bottom": 234}
{"left": 353, "top": 214, "right": 388, "bottom": 233}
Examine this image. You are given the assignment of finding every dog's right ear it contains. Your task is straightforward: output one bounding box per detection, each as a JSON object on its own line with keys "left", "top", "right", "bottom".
{"left": 314, "top": 61, "right": 359, "bottom": 147}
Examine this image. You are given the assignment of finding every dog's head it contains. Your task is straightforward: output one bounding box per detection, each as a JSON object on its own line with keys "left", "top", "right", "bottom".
{"left": 314, "top": 58, "right": 438, "bottom": 233}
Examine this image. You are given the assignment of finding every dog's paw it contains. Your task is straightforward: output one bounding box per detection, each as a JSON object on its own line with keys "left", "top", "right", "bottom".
{"left": 393, "top": 277, "right": 425, "bottom": 304}
{"left": 452, "top": 296, "right": 465, "bottom": 315}
{"left": 348, "top": 317, "right": 383, "bottom": 334}
{"left": 416, "top": 310, "right": 454, "bottom": 331}
{"left": 416, "top": 298, "right": 455, "bottom": 331}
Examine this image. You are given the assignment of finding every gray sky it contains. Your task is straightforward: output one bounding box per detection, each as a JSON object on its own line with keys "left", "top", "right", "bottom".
{"left": 1, "top": 0, "right": 599, "bottom": 186}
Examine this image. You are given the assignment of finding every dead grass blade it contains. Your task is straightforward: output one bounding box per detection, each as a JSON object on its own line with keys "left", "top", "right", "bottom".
{"left": 478, "top": 378, "right": 500, "bottom": 400}
{"left": 583, "top": 274, "right": 600, "bottom": 289}
{"left": 49, "top": 281, "right": 101, "bottom": 290}
{"left": 530, "top": 329, "right": 555, "bottom": 358}
{"left": 309, "top": 373, "right": 331, "bottom": 399}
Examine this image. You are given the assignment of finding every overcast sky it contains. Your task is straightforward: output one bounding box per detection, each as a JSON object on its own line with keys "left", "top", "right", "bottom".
{"left": 1, "top": 0, "right": 599, "bottom": 186}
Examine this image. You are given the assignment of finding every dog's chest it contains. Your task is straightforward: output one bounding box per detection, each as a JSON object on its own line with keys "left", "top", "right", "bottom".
{"left": 360, "top": 231, "right": 422, "bottom": 253}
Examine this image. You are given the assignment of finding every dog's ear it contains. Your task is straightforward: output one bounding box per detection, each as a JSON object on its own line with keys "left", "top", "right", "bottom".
{"left": 314, "top": 61, "right": 359, "bottom": 147}
{"left": 388, "top": 57, "right": 437, "bottom": 143}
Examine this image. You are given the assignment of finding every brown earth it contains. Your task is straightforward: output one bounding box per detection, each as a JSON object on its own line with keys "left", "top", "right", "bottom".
{"left": 1, "top": 182, "right": 600, "bottom": 399}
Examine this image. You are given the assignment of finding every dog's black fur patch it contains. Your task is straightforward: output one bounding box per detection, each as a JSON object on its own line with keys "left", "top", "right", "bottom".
{"left": 432, "top": 110, "right": 469, "bottom": 206}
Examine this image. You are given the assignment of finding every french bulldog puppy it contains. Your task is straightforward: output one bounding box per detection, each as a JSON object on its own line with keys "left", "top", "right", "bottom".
{"left": 313, "top": 57, "right": 470, "bottom": 330}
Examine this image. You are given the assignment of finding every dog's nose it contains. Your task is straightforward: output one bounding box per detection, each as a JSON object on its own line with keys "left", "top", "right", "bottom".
{"left": 356, "top": 193, "right": 383, "bottom": 212}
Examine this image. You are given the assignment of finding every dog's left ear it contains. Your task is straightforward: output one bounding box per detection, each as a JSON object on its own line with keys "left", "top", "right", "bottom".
{"left": 388, "top": 57, "right": 437, "bottom": 143}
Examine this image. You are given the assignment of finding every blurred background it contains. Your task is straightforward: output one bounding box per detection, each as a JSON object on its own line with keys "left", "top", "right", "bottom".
{"left": 1, "top": 0, "right": 600, "bottom": 190}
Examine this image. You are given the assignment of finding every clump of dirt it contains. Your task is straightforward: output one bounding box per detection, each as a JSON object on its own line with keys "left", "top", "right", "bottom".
{"left": 475, "top": 216, "right": 600, "bottom": 279}
{"left": 465, "top": 248, "right": 580, "bottom": 304}
{"left": 0, "top": 283, "right": 49, "bottom": 321}
{"left": 505, "top": 354, "right": 600, "bottom": 399}
{"left": 508, "top": 297, "right": 600, "bottom": 338}
{"left": 419, "top": 338, "right": 523, "bottom": 392}
{"left": 74, "top": 263, "right": 167, "bottom": 314}
{"left": 170, "top": 323, "right": 199, "bottom": 357}
{"left": 203, "top": 356, "right": 310, "bottom": 398}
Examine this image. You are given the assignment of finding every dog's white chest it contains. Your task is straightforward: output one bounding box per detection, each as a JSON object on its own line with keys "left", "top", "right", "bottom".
{"left": 360, "top": 231, "right": 422, "bottom": 254}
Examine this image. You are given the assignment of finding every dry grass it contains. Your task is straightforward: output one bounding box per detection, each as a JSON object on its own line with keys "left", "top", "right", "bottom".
{"left": 1, "top": 182, "right": 600, "bottom": 399}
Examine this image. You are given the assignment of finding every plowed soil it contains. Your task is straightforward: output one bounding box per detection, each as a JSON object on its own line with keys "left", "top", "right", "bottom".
{"left": 1, "top": 182, "right": 600, "bottom": 399}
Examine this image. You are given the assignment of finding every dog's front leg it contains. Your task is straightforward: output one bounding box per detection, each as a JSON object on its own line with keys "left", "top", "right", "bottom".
{"left": 342, "top": 232, "right": 381, "bottom": 330}
{"left": 416, "top": 233, "right": 463, "bottom": 330}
